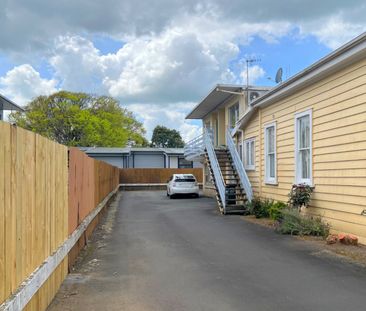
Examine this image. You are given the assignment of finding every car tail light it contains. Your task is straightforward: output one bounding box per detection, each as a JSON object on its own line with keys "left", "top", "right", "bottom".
{"left": 195, "top": 182, "right": 198, "bottom": 186}
{"left": 173, "top": 182, "right": 176, "bottom": 187}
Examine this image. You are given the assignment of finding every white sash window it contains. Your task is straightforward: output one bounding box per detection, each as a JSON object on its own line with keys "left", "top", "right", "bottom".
{"left": 264, "top": 122, "right": 277, "bottom": 184}
{"left": 244, "top": 138, "right": 255, "bottom": 170}
{"left": 295, "top": 109, "right": 312, "bottom": 185}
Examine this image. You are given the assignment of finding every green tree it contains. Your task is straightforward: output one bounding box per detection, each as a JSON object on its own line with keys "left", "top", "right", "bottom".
{"left": 9, "top": 91, "right": 148, "bottom": 147}
{"left": 151, "top": 125, "right": 185, "bottom": 148}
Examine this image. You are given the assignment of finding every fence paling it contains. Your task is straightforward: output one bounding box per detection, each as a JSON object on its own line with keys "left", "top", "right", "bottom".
{"left": 0, "top": 122, "right": 68, "bottom": 310}
{"left": 67, "top": 148, "right": 119, "bottom": 268}
{"left": 119, "top": 168, "right": 203, "bottom": 184}
{"left": 0, "top": 122, "right": 120, "bottom": 311}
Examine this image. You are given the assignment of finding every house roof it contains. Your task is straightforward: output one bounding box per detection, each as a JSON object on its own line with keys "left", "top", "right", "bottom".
{"left": 235, "top": 32, "right": 366, "bottom": 132}
{"left": 0, "top": 93, "right": 24, "bottom": 112}
{"left": 80, "top": 147, "right": 130, "bottom": 155}
{"left": 186, "top": 84, "right": 271, "bottom": 119}
{"left": 80, "top": 146, "right": 185, "bottom": 156}
{"left": 250, "top": 31, "right": 366, "bottom": 109}
{"left": 186, "top": 84, "right": 243, "bottom": 119}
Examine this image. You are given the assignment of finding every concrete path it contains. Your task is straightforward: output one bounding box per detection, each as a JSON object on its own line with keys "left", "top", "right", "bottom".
{"left": 48, "top": 191, "right": 366, "bottom": 311}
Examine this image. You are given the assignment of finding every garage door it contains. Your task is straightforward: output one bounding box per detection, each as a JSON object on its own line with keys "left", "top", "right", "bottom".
{"left": 134, "top": 154, "right": 165, "bottom": 168}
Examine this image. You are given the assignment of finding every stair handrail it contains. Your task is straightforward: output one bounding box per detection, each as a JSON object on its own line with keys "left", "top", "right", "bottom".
{"left": 226, "top": 128, "right": 253, "bottom": 202}
{"left": 184, "top": 133, "right": 204, "bottom": 161}
{"left": 204, "top": 127, "right": 226, "bottom": 212}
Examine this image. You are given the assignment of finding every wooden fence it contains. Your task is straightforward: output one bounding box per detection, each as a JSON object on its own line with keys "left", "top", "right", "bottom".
{"left": 0, "top": 123, "right": 68, "bottom": 310}
{"left": 68, "top": 148, "right": 119, "bottom": 267}
{"left": 119, "top": 168, "right": 203, "bottom": 184}
{"left": 0, "top": 122, "right": 119, "bottom": 311}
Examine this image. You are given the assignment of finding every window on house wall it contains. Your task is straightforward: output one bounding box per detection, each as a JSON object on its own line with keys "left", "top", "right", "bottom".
{"left": 244, "top": 138, "right": 255, "bottom": 170}
{"left": 215, "top": 118, "right": 219, "bottom": 145}
{"left": 205, "top": 121, "right": 211, "bottom": 130}
{"left": 178, "top": 157, "right": 193, "bottom": 168}
{"left": 264, "top": 123, "right": 276, "bottom": 184}
{"left": 295, "top": 109, "right": 312, "bottom": 185}
{"left": 229, "top": 103, "right": 239, "bottom": 128}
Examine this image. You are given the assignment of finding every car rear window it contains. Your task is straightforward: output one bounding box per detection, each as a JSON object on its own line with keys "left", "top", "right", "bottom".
{"left": 174, "top": 177, "right": 196, "bottom": 182}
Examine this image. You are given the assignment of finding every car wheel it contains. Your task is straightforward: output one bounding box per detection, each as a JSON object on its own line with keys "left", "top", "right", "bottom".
{"left": 195, "top": 193, "right": 199, "bottom": 198}
{"left": 170, "top": 194, "right": 175, "bottom": 199}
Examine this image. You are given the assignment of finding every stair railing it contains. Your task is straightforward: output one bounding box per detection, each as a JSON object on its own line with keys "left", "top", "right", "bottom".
{"left": 184, "top": 133, "right": 205, "bottom": 161}
{"left": 226, "top": 128, "right": 253, "bottom": 202}
{"left": 204, "top": 127, "right": 226, "bottom": 213}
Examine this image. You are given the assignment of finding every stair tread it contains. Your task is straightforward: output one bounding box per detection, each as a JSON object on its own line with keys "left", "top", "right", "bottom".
{"left": 225, "top": 204, "right": 247, "bottom": 209}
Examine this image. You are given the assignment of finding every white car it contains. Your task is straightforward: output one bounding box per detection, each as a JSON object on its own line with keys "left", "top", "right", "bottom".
{"left": 167, "top": 174, "right": 199, "bottom": 199}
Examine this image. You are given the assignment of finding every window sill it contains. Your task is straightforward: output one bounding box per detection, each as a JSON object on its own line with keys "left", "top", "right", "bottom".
{"left": 245, "top": 167, "right": 255, "bottom": 172}
{"left": 265, "top": 181, "right": 278, "bottom": 186}
{"left": 295, "top": 181, "right": 315, "bottom": 189}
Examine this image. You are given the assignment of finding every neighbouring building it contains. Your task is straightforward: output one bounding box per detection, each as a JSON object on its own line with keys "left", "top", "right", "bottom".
{"left": 0, "top": 93, "right": 24, "bottom": 120}
{"left": 80, "top": 147, "right": 202, "bottom": 169}
{"left": 185, "top": 32, "right": 366, "bottom": 243}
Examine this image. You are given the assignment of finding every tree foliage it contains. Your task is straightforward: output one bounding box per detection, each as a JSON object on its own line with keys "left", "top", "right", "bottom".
{"left": 151, "top": 125, "right": 185, "bottom": 148}
{"left": 9, "top": 91, "right": 148, "bottom": 147}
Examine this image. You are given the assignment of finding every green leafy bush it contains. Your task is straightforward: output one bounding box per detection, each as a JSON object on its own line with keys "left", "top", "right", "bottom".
{"left": 247, "top": 197, "right": 272, "bottom": 218}
{"left": 268, "top": 201, "right": 287, "bottom": 221}
{"left": 288, "top": 184, "right": 313, "bottom": 209}
{"left": 277, "top": 209, "right": 329, "bottom": 237}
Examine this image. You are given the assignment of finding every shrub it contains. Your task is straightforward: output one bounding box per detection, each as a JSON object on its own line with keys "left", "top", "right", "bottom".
{"left": 288, "top": 184, "right": 313, "bottom": 209}
{"left": 247, "top": 197, "right": 272, "bottom": 218}
{"left": 277, "top": 209, "right": 329, "bottom": 237}
{"left": 268, "top": 201, "right": 287, "bottom": 221}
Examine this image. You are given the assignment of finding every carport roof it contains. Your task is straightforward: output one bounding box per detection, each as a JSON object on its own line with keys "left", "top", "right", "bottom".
{"left": 186, "top": 84, "right": 244, "bottom": 119}
{"left": 185, "top": 84, "right": 271, "bottom": 119}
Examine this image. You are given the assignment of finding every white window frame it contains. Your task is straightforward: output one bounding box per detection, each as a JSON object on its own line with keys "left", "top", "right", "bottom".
{"left": 295, "top": 109, "right": 313, "bottom": 185}
{"left": 228, "top": 102, "right": 239, "bottom": 128}
{"left": 244, "top": 137, "right": 255, "bottom": 171}
{"left": 264, "top": 122, "right": 277, "bottom": 184}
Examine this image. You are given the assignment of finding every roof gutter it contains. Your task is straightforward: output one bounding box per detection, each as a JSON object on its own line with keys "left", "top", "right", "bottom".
{"left": 250, "top": 32, "right": 366, "bottom": 109}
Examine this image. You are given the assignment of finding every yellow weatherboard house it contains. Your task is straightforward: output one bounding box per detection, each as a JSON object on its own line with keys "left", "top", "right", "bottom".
{"left": 185, "top": 32, "right": 366, "bottom": 244}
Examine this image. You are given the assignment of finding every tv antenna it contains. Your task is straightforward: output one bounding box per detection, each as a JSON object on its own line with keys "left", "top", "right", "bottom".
{"left": 245, "top": 57, "right": 261, "bottom": 104}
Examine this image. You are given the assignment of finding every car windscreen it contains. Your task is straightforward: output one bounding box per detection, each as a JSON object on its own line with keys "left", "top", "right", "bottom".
{"left": 174, "top": 178, "right": 196, "bottom": 182}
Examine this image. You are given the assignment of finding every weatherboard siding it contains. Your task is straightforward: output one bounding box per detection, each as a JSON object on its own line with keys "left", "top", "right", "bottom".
{"left": 242, "top": 57, "right": 366, "bottom": 243}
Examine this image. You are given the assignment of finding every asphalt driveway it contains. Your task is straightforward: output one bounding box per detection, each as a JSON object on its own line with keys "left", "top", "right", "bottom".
{"left": 48, "top": 191, "right": 366, "bottom": 311}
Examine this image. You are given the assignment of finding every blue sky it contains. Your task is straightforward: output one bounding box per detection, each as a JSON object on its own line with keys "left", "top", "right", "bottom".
{"left": 0, "top": 1, "right": 365, "bottom": 141}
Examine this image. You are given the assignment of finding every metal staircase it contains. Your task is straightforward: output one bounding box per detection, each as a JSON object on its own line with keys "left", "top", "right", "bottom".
{"left": 184, "top": 128, "right": 253, "bottom": 214}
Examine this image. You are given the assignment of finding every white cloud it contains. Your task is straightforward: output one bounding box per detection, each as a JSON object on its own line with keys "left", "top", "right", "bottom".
{"left": 301, "top": 16, "right": 366, "bottom": 49}
{"left": 50, "top": 36, "right": 104, "bottom": 92}
{"left": 1, "top": 1, "right": 366, "bottom": 143}
{"left": 47, "top": 15, "right": 291, "bottom": 104}
{"left": 0, "top": 64, "right": 58, "bottom": 106}
{"left": 240, "top": 65, "right": 266, "bottom": 85}
{"left": 1, "top": 0, "right": 365, "bottom": 53}
{"left": 127, "top": 103, "right": 201, "bottom": 142}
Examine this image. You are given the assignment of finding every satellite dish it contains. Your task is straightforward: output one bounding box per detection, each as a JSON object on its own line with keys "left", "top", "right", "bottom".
{"left": 275, "top": 67, "right": 283, "bottom": 83}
